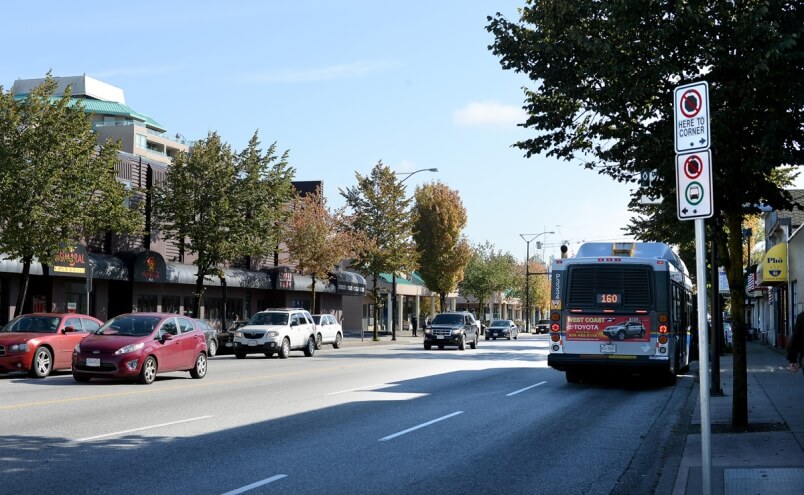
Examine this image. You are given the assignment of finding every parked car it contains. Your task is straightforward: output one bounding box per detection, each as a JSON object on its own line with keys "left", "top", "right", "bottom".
{"left": 534, "top": 319, "right": 551, "bottom": 334}
{"left": 72, "top": 313, "right": 207, "bottom": 384}
{"left": 485, "top": 319, "right": 519, "bottom": 340}
{"left": 218, "top": 320, "right": 247, "bottom": 354}
{"left": 232, "top": 308, "right": 316, "bottom": 359}
{"left": 423, "top": 312, "right": 479, "bottom": 351}
{"left": 312, "top": 314, "right": 343, "bottom": 349}
{"left": 0, "top": 313, "right": 102, "bottom": 378}
{"left": 195, "top": 319, "right": 219, "bottom": 357}
{"left": 603, "top": 321, "right": 646, "bottom": 340}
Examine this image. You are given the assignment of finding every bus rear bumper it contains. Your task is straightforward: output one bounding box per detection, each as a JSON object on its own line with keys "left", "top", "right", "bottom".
{"left": 548, "top": 353, "right": 668, "bottom": 372}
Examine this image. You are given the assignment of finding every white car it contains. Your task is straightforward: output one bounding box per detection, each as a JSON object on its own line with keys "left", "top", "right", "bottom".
{"left": 312, "top": 314, "right": 343, "bottom": 349}
{"left": 232, "top": 308, "right": 316, "bottom": 359}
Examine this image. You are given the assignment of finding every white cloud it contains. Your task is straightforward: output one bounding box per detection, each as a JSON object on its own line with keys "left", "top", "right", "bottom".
{"left": 242, "top": 60, "right": 393, "bottom": 84}
{"left": 453, "top": 101, "right": 526, "bottom": 127}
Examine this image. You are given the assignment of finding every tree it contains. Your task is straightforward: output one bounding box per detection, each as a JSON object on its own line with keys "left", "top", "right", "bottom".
{"left": 283, "top": 187, "right": 361, "bottom": 314}
{"left": 341, "top": 161, "right": 411, "bottom": 340}
{"left": 152, "top": 132, "right": 241, "bottom": 316}
{"left": 411, "top": 182, "right": 472, "bottom": 310}
{"left": 0, "top": 74, "right": 142, "bottom": 315}
{"left": 511, "top": 257, "right": 550, "bottom": 322}
{"left": 459, "top": 242, "right": 518, "bottom": 320}
{"left": 340, "top": 161, "right": 414, "bottom": 340}
{"left": 488, "top": 0, "right": 803, "bottom": 428}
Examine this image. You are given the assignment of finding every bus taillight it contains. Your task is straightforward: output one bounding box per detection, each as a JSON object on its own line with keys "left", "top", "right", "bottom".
{"left": 658, "top": 335, "right": 668, "bottom": 344}
{"left": 659, "top": 324, "right": 668, "bottom": 334}
{"left": 551, "top": 323, "right": 560, "bottom": 332}
{"left": 550, "top": 333, "right": 561, "bottom": 342}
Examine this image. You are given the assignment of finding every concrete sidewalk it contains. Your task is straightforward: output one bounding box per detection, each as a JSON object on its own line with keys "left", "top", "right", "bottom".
{"left": 665, "top": 341, "right": 804, "bottom": 494}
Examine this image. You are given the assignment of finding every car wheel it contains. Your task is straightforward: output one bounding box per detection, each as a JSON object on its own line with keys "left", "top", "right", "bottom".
{"left": 190, "top": 353, "right": 207, "bottom": 379}
{"left": 424, "top": 343, "right": 432, "bottom": 350}
{"left": 470, "top": 336, "right": 477, "bottom": 350}
{"left": 208, "top": 339, "right": 218, "bottom": 357}
{"left": 304, "top": 336, "right": 316, "bottom": 357}
{"left": 514, "top": 333, "right": 518, "bottom": 340}
{"left": 438, "top": 345, "right": 444, "bottom": 350}
{"left": 235, "top": 352, "right": 246, "bottom": 359}
{"left": 29, "top": 347, "right": 53, "bottom": 378}
{"left": 566, "top": 371, "right": 581, "bottom": 384}
{"left": 507, "top": 334, "right": 512, "bottom": 340}
{"left": 458, "top": 334, "right": 466, "bottom": 351}
{"left": 617, "top": 331, "right": 626, "bottom": 341}
{"left": 279, "top": 338, "right": 291, "bottom": 359}
{"left": 315, "top": 333, "right": 323, "bottom": 350}
{"left": 72, "top": 373, "right": 90, "bottom": 383}
{"left": 138, "top": 356, "right": 157, "bottom": 385}
{"left": 333, "top": 332, "right": 343, "bottom": 349}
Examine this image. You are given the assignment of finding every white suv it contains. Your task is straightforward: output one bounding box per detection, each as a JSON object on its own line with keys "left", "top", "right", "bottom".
{"left": 232, "top": 308, "right": 316, "bottom": 359}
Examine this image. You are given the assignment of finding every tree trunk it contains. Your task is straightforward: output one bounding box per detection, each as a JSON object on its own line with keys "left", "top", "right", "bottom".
{"left": 725, "top": 213, "right": 748, "bottom": 427}
{"left": 14, "top": 256, "right": 33, "bottom": 317}
{"left": 193, "top": 273, "right": 206, "bottom": 319}
{"left": 311, "top": 275, "right": 317, "bottom": 314}
{"left": 372, "top": 272, "right": 380, "bottom": 341}
{"left": 440, "top": 293, "right": 447, "bottom": 312}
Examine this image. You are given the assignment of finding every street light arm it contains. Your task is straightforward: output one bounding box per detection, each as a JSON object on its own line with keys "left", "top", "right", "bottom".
{"left": 397, "top": 167, "right": 439, "bottom": 184}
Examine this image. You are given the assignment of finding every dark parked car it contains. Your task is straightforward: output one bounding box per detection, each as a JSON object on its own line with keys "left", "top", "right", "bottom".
{"left": 534, "top": 320, "right": 551, "bottom": 334}
{"left": 195, "top": 319, "right": 219, "bottom": 357}
{"left": 424, "top": 312, "right": 479, "bottom": 351}
{"left": 485, "top": 319, "right": 519, "bottom": 340}
{"left": 0, "top": 313, "right": 102, "bottom": 378}
{"left": 217, "top": 320, "right": 247, "bottom": 354}
{"left": 72, "top": 313, "right": 207, "bottom": 384}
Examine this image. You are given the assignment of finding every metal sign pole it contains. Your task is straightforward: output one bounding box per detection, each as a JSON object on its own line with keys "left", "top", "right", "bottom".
{"left": 696, "top": 218, "right": 712, "bottom": 495}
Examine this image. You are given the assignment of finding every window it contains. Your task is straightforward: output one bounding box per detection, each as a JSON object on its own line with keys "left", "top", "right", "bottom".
{"left": 177, "top": 317, "right": 195, "bottom": 334}
{"left": 162, "top": 295, "right": 180, "bottom": 314}
{"left": 82, "top": 318, "right": 101, "bottom": 332}
{"left": 183, "top": 296, "right": 195, "bottom": 317}
{"left": 135, "top": 133, "right": 147, "bottom": 149}
{"left": 160, "top": 318, "right": 178, "bottom": 336}
{"left": 136, "top": 294, "right": 158, "bottom": 312}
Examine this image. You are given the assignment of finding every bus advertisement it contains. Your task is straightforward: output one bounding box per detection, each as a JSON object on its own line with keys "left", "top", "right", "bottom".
{"left": 547, "top": 242, "right": 694, "bottom": 385}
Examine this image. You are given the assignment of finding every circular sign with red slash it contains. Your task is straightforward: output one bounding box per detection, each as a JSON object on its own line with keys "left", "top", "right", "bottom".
{"left": 684, "top": 154, "right": 703, "bottom": 179}
{"left": 679, "top": 89, "right": 703, "bottom": 118}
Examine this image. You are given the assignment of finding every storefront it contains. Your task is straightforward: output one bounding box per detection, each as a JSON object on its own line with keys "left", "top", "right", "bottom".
{"left": 756, "top": 242, "right": 788, "bottom": 347}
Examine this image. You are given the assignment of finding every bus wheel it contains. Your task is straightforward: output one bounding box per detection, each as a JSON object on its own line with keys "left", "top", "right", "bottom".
{"left": 566, "top": 371, "right": 581, "bottom": 384}
{"left": 663, "top": 371, "right": 677, "bottom": 386}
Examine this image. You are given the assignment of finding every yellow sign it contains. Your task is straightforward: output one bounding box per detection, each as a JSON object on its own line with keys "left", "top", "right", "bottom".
{"left": 761, "top": 242, "right": 787, "bottom": 284}
{"left": 53, "top": 266, "right": 85, "bottom": 274}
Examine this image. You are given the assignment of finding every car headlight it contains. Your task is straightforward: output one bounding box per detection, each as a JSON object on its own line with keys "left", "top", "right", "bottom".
{"left": 266, "top": 330, "right": 279, "bottom": 337}
{"left": 10, "top": 343, "right": 29, "bottom": 352}
{"left": 452, "top": 328, "right": 462, "bottom": 335}
{"left": 74, "top": 343, "right": 81, "bottom": 353}
{"left": 234, "top": 331, "right": 243, "bottom": 338}
{"left": 424, "top": 328, "right": 431, "bottom": 334}
{"left": 115, "top": 342, "right": 145, "bottom": 355}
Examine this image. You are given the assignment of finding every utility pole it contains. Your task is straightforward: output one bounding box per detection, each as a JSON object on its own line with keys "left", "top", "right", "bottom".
{"left": 520, "top": 231, "right": 554, "bottom": 333}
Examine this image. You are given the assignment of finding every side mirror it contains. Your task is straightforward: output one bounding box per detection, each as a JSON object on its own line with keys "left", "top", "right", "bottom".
{"left": 161, "top": 333, "right": 174, "bottom": 342}
{"left": 290, "top": 321, "right": 298, "bottom": 327}
{"left": 63, "top": 326, "right": 75, "bottom": 333}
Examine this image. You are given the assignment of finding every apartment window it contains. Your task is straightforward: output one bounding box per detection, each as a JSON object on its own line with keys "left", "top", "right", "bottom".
{"left": 135, "top": 133, "right": 147, "bottom": 149}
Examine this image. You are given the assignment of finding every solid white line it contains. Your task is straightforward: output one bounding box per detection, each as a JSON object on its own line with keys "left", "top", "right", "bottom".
{"left": 75, "top": 415, "right": 214, "bottom": 442}
{"left": 506, "top": 381, "right": 547, "bottom": 397}
{"left": 220, "top": 475, "right": 288, "bottom": 495}
{"left": 379, "top": 411, "right": 463, "bottom": 441}
{"left": 327, "top": 383, "right": 388, "bottom": 396}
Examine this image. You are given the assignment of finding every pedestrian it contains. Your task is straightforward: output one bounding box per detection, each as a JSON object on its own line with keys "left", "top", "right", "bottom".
{"left": 787, "top": 310, "right": 804, "bottom": 373}
{"left": 411, "top": 314, "right": 418, "bottom": 337}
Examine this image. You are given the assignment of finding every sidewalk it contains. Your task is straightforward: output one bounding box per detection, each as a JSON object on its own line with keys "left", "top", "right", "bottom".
{"left": 341, "top": 328, "right": 423, "bottom": 347}
{"left": 665, "top": 341, "right": 804, "bottom": 494}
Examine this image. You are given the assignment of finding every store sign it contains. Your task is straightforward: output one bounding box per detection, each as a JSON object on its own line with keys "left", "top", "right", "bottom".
{"left": 133, "top": 250, "right": 167, "bottom": 282}
{"left": 52, "top": 244, "right": 88, "bottom": 277}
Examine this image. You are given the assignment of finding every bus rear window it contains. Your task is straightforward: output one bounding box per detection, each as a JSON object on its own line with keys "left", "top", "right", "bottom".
{"left": 566, "top": 266, "right": 653, "bottom": 308}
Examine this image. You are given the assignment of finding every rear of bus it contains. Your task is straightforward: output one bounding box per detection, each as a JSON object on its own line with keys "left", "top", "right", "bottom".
{"left": 547, "top": 243, "right": 675, "bottom": 384}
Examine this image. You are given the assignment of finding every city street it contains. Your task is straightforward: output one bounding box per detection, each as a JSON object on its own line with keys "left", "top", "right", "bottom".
{"left": 1, "top": 334, "right": 694, "bottom": 495}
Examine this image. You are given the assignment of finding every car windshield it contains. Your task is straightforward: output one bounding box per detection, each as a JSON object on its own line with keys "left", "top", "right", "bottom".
{"left": 431, "top": 314, "right": 463, "bottom": 325}
{"left": 490, "top": 320, "right": 508, "bottom": 327}
{"left": 96, "top": 315, "right": 162, "bottom": 336}
{"left": 1, "top": 316, "right": 60, "bottom": 333}
{"left": 249, "top": 312, "right": 289, "bottom": 326}
{"left": 312, "top": 316, "right": 322, "bottom": 324}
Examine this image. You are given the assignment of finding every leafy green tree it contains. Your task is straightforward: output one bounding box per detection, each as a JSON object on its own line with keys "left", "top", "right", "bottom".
{"left": 284, "top": 187, "right": 361, "bottom": 314}
{"left": 0, "top": 74, "right": 142, "bottom": 315}
{"left": 412, "top": 182, "right": 472, "bottom": 310}
{"left": 460, "top": 242, "right": 518, "bottom": 320}
{"left": 511, "top": 257, "right": 550, "bottom": 324}
{"left": 152, "top": 132, "right": 241, "bottom": 315}
{"left": 341, "top": 161, "right": 412, "bottom": 340}
{"left": 487, "top": 0, "right": 803, "bottom": 428}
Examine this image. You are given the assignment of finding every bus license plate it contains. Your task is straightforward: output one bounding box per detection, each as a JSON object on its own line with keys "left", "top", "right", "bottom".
{"left": 600, "top": 343, "right": 617, "bottom": 354}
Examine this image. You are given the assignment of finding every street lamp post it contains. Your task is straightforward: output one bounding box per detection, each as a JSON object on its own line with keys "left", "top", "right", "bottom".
{"left": 519, "top": 231, "right": 554, "bottom": 334}
{"left": 390, "top": 168, "right": 438, "bottom": 340}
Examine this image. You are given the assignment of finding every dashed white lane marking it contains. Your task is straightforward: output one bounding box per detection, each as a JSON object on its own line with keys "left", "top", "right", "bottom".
{"left": 379, "top": 411, "right": 464, "bottom": 441}
{"left": 75, "top": 415, "right": 213, "bottom": 442}
{"left": 506, "top": 381, "right": 547, "bottom": 397}
{"left": 327, "top": 383, "right": 389, "bottom": 395}
{"left": 221, "top": 474, "right": 288, "bottom": 495}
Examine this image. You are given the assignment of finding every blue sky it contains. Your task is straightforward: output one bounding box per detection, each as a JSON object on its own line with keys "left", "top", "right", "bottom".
{"left": 9, "top": 0, "right": 781, "bottom": 263}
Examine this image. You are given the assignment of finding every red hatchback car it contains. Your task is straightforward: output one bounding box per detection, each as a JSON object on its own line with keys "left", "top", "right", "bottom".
{"left": 0, "top": 313, "right": 103, "bottom": 378}
{"left": 72, "top": 313, "right": 207, "bottom": 384}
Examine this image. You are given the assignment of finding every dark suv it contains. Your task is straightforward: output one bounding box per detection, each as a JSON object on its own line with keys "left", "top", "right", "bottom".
{"left": 424, "top": 312, "right": 479, "bottom": 351}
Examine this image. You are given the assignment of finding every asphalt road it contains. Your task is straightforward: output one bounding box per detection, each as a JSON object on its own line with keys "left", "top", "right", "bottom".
{"left": 0, "top": 334, "right": 694, "bottom": 495}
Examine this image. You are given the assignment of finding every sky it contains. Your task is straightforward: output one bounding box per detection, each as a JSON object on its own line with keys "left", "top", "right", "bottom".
{"left": 4, "top": 1, "right": 800, "bottom": 264}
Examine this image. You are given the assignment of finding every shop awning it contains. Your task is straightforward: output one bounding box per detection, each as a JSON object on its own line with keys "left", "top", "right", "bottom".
{"left": 756, "top": 242, "right": 787, "bottom": 286}
{"left": 333, "top": 271, "right": 366, "bottom": 295}
{"left": 163, "top": 262, "right": 272, "bottom": 289}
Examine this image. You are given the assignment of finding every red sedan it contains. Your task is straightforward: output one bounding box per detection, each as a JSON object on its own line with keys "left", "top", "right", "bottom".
{"left": 72, "top": 313, "right": 207, "bottom": 384}
{"left": 0, "top": 313, "right": 103, "bottom": 378}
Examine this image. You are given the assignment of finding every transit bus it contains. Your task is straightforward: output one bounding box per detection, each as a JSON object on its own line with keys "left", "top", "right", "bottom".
{"left": 547, "top": 242, "right": 694, "bottom": 385}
